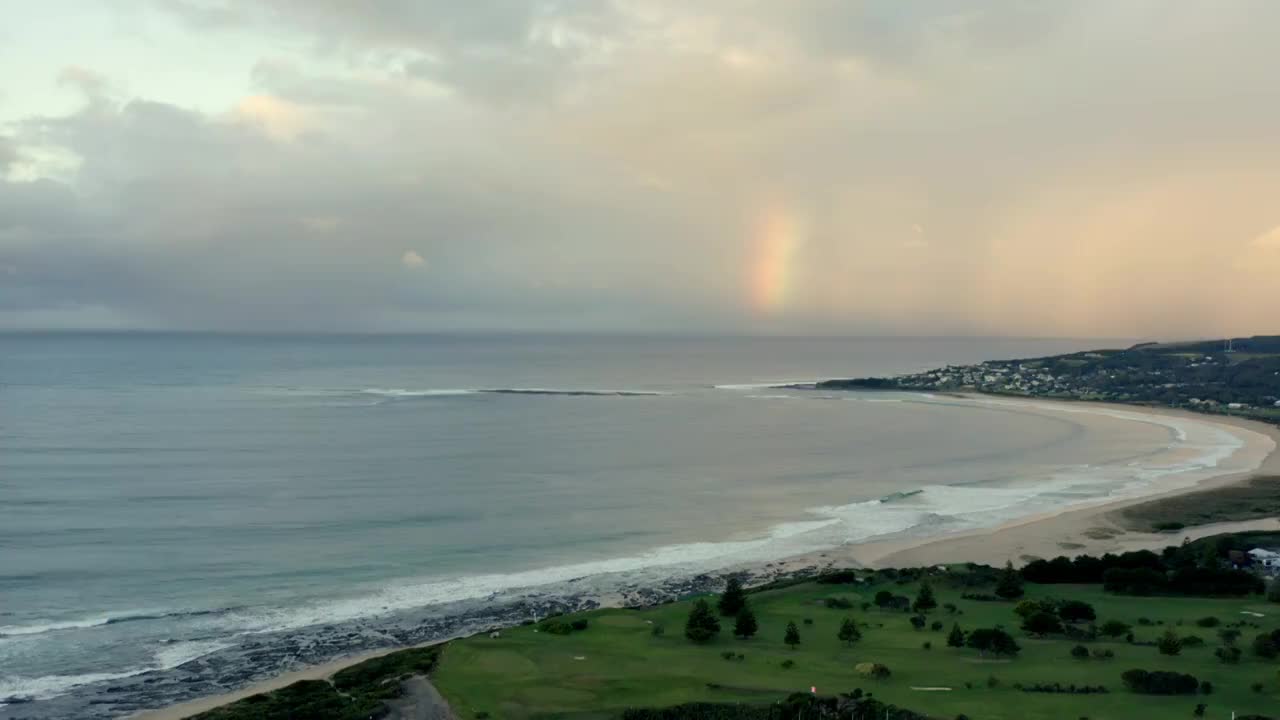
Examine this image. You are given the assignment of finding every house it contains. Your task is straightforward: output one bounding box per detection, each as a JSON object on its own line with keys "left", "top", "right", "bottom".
{"left": 1247, "top": 548, "right": 1280, "bottom": 568}
{"left": 1227, "top": 402, "right": 1246, "bottom": 410}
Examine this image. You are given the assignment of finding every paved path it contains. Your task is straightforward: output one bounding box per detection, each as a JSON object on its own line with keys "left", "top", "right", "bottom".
{"left": 384, "top": 676, "right": 457, "bottom": 720}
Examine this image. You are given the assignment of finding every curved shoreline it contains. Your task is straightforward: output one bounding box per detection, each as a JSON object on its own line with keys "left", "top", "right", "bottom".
{"left": 127, "top": 395, "right": 1280, "bottom": 720}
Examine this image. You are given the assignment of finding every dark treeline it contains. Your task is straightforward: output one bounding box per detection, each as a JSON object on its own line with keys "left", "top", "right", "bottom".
{"left": 1021, "top": 543, "right": 1265, "bottom": 597}
{"left": 622, "top": 691, "right": 926, "bottom": 720}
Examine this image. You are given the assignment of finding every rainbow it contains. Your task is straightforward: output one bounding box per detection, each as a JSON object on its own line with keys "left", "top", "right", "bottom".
{"left": 748, "top": 204, "right": 803, "bottom": 315}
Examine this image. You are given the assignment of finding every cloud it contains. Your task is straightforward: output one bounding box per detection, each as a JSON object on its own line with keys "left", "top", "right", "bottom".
{"left": 3, "top": 2, "right": 1280, "bottom": 335}
{"left": 400, "top": 249, "right": 426, "bottom": 268}
{"left": 1253, "top": 226, "right": 1280, "bottom": 250}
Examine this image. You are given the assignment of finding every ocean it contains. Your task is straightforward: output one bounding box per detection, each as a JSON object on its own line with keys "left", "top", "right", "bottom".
{"left": 0, "top": 333, "right": 1249, "bottom": 717}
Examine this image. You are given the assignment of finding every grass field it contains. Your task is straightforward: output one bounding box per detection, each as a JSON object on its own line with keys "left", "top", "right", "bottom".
{"left": 432, "top": 575, "right": 1280, "bottom": 720}
{"left": 1118, "top": 476, "right": 1280, "bottom": 531}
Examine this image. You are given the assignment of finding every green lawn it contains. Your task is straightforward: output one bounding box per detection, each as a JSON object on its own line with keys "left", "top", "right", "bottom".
{"left": 432, "top": 577, "right": 1280, "bottom": 720}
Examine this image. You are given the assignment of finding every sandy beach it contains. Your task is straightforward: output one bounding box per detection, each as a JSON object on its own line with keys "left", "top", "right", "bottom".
{"left": 130, "top": 397, "right": 1280, "bottom": 720}
{"left": 836, "top": 400, "right": 1280, "bottom": 569}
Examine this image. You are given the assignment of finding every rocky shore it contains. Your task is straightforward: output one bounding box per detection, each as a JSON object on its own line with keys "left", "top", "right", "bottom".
{"left": 3, "top": 564, "right": 815, "bottom": 720}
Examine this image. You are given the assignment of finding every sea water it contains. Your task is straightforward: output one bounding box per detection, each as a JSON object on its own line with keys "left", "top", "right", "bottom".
{"left": 0, "top": 333, "right": 1251, "bottom": 717}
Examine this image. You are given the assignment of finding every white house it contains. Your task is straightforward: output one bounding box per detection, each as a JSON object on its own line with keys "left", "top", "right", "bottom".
{"left": 1248, "top": 548, "right": 1280, "bottom": 568}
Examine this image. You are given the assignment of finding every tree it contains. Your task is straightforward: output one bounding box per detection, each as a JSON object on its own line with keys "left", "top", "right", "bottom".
{"left": 1071, "top": 644, "right": 1090, "bottom": 660}
{"left": 966, "top": 628, "right": 1021, "bottom": 657}
{"left": 873, "top": 590, "right": 894, "bottom": 610}
{"left": 913, "top": 582, "right": 937, "bottom": 613}
{"left": 1058, "top": 600, "right": 1096, "bottom": 623}
{"left": 909, "top": 615, "right": 926, "bottom": 631}
{"left": 1157, "top": 629, "right": 1183, "bottom": 656}
{"left": 995, "top": 561, "right": 1024, "bottom": 600}
{"left": 1014, "top": 599, "right": 1055, "bottom": 619}
{"left": 718, "top": 577, "right": 746, "bottom": 616}
{"left": 733, "top": 605, "right": 758, "bottom": 639}
{"left": 1100, "top": 620, "right": 1132, "bottom": 638}
{"left": 784, "top": 621, "right": 801, "bottom": 649}
{"left": 684, "top": 599, "right": 721, "bottom": 643}
{"left": 1253, "top": 632, "right": 1279, "bottom": 659}
{"left": 1023, "top": 611, "right": 1064, "bottom": 637}
{"left": 1215, "top": 646, "right": 1242, "bottom": 664}
{"left": 837, "top": 618, "right": 861, "bottom": 646}
{"left": 947, "top": 623, "right": 965, "bottom": 648}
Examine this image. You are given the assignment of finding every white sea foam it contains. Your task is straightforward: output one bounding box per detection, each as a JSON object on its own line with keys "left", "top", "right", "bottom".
{"left": 0, "top": 617, "right": 114, "bottom": 637}
{"left": 153, "top": 639, "right": 234, "bottom": 669}
{"left": 361, "top": 388, "right": 477, "bottom": 398}
{"left": 714, "top": 381, "right": 816, "bottom": 391}
{"left": 0, "top": 669, "right": 152, "bottom": 703}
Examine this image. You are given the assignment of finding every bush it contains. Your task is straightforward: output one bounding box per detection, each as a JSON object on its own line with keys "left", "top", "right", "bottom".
{"left": 780, "top": 659, "right": 795, "bottom": 669}
{"left": 1253, "top": 630, "right": 1280, "bottom": 659}
{"left": 539, "top": 620, "right": 573, "bottom": 635}
{"left": 802, "top": 618, "right": 813, "bottom": 626}
{"left": 1199, "top": 680, "right": 1213, "bottom": 695}
{"left": 651, "top": 624, "right": 665, "bottom": 637}
{"left": 986, "top": 675, "right": 1000, "bottom": 689}
{"left": 1250, "top": 682, "right": 1264, "bottom": 693}
{"left": 720, "top": 651, "right": 736, "bottom": 661}
{"left": 1180, "top": 635, "right": 1205, "bottom": 648}
{"left": 855, "top": 662, "right": 891, "bottom": 679}
{"left": 1071, "top": 645, "right": 1090, "bottom": 660}
{"left": 1195, "top": 616, "right": 1221, "bottom": 628}
{"left": 570, "top": 618, "right": 589, "bottom": 631}
{"left": 1091, "top": 649, "right": 1115, "bottom": 660}
{"left": 922, "top": 641, "right": 932, "bottom": 650}
{"left": 1214, "top": 647, "right": 1241, "bottom": 664}
{"left": 823, "top": 596, "right": 853, "bottom": 610}
{"left": 967, "top": 628, "right": 1021, "bottom": 657}
{"left": 1100, "top": 620, "right": 1132, "bottom": 638}
{"left": 1120, "top": 669, "right": 1200, "bottom": 695}
{"left": 1157, "top": 629, "right": 1184, "bottom": 656}
{"left": 1020, "top": 682, "right": 1107, "bottom": 694}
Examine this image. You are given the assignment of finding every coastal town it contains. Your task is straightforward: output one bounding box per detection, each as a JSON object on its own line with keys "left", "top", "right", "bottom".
{"left": 818, "top": 336, "right": 1280, "bottom": 425}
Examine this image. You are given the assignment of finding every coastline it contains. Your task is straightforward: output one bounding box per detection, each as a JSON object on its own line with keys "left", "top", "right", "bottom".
{"left": 831, "top": 397, "right": 1280, "bottom": 569}
{"left": 126, "top": 395, "right": 1280, "bottom": 720}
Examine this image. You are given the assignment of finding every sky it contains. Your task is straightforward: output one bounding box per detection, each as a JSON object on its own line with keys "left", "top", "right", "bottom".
{"left": 1, "top": 1, "right": 1278, "bottom": 337}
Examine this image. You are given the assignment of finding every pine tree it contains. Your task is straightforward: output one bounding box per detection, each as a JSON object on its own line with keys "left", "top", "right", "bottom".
{"left": 947, "top": 623, "right": 965, "bottom": 648}
{"left": 684, "top": 599, "right": 721, "bottom": 643}
{"left": 784, "top": 620, "right": 801, "bottom": 649}
{"left": 733, "top": 604, "right": 758, "bottom": 639}
{"left": 837, "top": 618, "right": 861, "bottom": 646}
{"left": 718, "top": 577, "right": 746, "bottom": 616}
{"left": 912, "top": 581, "right": 937, "bottom": 613}
{"left": 995, "top": 561, "right": 1025, "bottom": 600}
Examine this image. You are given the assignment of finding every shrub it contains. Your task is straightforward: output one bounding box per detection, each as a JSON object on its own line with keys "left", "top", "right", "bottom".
{"left": 943, "top": 602, "right": 958, "bottom": 614}
{"left": 1199, "top": 680, "right": 1213, "bottom": 695}
{"left": 1214, "top": 647, "right": 1241, "bottom": 664}
{"left": 651, "top": 624, "right": 665, "bottom": 637}
{"left": 1091, "top": 649, "right": 1115, "bottom": 660}
{"left": 1195, "top": 616, "right": 1220, "bottom": 628}
{"left": 781, "top": 659, "right": 795, "bottom": 669}
{"left": 540, "top": 620, "right": 573, "bottom": 635}
{"left": 1194, "top": 703, "right": 1206, "bottom": 717}
{"left": 1100, "top": 620, "right": 1132, "bottom": 638}
{"left": 1253, "top": 630, "right": 1280, "bottom": 659}
{"left": 802, "top": 618, "right": 813, "bottom": 626}
{"left": 1218, "top": 628, "right": 1241, "bottom": 646}
{"left": 1071, "top": 645, "right": 1090, "bottom": 660}
{"left": 961, "top": 593, "right": 1003, "bottom": 602}
{"left": 986, "top": 675, "right": 1000, "bottom": 689}
{"left": 1157, "top": 629, "right": 1183, "bottom": 656}
{"left": 1181, "top": 635, "right": 1205, "bottom": 648}
{"left": 1120, "top": 669, "right": 1200, "bottom": 695}
{"left": 947, "top": 624, "right": 965, "bottom": 648}
{"left": 1250, "top": 682, "right": 1263, "bottom": 693}
{"left": 824, "top": 596, "right": 853, "bottom": 610}
{"left": 720, "top": 651, "right": 736, "bottom": 661}
{"left": 570, "top": 618, "right": 589, "bottom": 631}
{"left": 855, "top": 662, "right": 891, "bottom": 679}
{"left": 922, "top": 641, "right": 932, "bottom": 650}
{"left": 910, "top": 615, "right": 926, "bottom": 631}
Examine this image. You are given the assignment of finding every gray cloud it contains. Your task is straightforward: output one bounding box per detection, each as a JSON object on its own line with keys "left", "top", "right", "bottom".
{"left": 3, "top": 2, "right": 1280, "bottom": 334}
